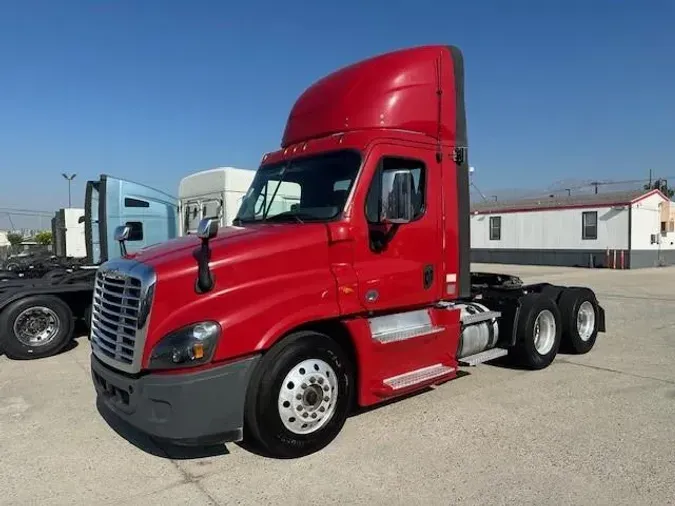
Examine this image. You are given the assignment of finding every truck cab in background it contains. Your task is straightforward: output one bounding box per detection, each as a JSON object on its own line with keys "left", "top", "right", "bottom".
{"left": 0, "top": 174, "right": 179, "bottom": 360}
{"left": 89, "top": 45, "right": 606, "bottom": 459}
{"left": 85, "top": 174, "right": 179, "bottom": 263}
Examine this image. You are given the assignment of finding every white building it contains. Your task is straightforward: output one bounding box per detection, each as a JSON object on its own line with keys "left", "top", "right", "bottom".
{"left": 470, "top": 189, "right": 675, "bottom": 269}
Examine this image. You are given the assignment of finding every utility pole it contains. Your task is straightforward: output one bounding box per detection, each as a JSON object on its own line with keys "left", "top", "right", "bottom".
{"left": 62, "top": 173, "right": 77, "bottom": 208}
{"left": 590, "top": 181, "right": 600, "bottom": 194}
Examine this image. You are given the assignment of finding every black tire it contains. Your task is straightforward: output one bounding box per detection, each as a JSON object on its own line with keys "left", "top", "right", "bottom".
{"left": 557, "top": 288, "right": 599, "bottom": 354}
{"left": 514, "top": 293, "right": 562, "bottom": 370}
{"left": 244, "top": 330, "right": 354, "bottom": 459}
{"left": 0, "top": 295, "right": 74, "bottom": 360}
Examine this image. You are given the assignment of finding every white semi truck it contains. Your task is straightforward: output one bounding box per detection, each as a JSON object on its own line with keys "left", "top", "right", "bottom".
{"left": 178, "top": 166, "right": 301, "bottom": 234}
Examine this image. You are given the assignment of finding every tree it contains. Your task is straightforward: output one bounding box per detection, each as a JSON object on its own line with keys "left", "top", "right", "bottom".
{"left": 35, "top": 231, "right": 53, "bottom": 245}
{"left": 644, "top": 179, "right": 674, "bottom": 199}
{"left": 7, "top": 233, "right": 23, "bottom": 246}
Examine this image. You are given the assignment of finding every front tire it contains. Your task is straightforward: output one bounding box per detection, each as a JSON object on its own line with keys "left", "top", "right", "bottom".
{"left": 0, "top": 295, "right": 74, "bottom": 360}
{"left": 244, "top": 330, "right": 354, "bottom": 459}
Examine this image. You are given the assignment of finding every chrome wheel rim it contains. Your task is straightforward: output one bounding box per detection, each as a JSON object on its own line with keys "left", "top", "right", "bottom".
{"left": 278, "top": 358, "right": 339, "bottom": 435}
{"left": 576, "top": 301, "right": 596, "bottom": 342}
{"left": 13, "top": 306, "right": 60, "bottom": 347}
{"left": 533, "top": 309, "right": 556, "bottom": 355}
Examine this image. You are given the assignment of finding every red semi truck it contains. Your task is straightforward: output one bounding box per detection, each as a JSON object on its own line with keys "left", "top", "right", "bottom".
{"left": 90, "top": 45, "right": 606, "bottom": 459}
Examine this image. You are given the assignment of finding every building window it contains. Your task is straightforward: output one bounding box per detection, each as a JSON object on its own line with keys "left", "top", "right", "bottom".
{"left": 489, "top": 216, "right": 501, "bottom": 240}
{"left": 582, "top": 211, "right": 597, "bottom": 240}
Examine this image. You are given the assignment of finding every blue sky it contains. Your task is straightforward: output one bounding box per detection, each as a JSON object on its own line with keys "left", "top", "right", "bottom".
{"left": 1, "top": 0, "right": 673, "bottom": 228}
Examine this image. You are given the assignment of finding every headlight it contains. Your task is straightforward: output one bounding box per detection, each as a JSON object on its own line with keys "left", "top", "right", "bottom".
{"left": 148, "top": 321, "right": 221, "bottom": 369}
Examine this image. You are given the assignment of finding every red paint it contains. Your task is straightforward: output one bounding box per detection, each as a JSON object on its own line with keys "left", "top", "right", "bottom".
{"left": 129, "top": 45, "right": 468, "bottom": 408}
{"left": 281, "top": 45, "right": 458, "bottom": 148}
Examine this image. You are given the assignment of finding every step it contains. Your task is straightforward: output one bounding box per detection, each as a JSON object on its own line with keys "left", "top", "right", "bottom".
{"left": 458, "top": 347, "right": 508, "bottom": 366}
{"left": 461, "top": 310, "right": 501, "bottom": 326}
{"left": 383, "top": 363, "right": 455, "bottom": 391}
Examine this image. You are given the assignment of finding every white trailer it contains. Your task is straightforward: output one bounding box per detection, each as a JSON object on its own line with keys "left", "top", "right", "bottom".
{"left": 51, "top": 208, "right": 87, "bottom": 258}
{"left": 178, "top": 167, "right": 255, "bottom": 235}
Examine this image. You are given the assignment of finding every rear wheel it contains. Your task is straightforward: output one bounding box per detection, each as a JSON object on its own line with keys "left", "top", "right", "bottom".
{"left": 557, "top": 288, "right": 599, "bottom": 354}
{"left": 514, "top": 294, "right": 562, "bottom": 369}
{"left": 244, "top": 330, "right": 354, "bottom": 459}
{"left": 0, "top": 295, "right": 74, "bottom": 359}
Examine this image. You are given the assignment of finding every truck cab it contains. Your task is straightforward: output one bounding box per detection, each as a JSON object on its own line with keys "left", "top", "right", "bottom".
{"left": 89, "top": 45, "right": 606, "bottom": 459}
{"left": 0, "top": 174, "right": 179, "bottom": 361}
{"left": 84, "top": 174, "right": 179, "bottom": 263}
{"left": 177, "top": 167, "right": 255, "bottom": 235}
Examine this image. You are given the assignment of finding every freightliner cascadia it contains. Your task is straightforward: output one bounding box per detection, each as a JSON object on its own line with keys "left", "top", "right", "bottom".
{"left": 89, "top": 45, "right": 606, "bottom": 459}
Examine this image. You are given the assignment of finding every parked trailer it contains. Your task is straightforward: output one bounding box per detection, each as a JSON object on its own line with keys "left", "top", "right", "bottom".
{"left": 0, "top": 175, "right": 179, "bottom": 359}
{"left": 89, "top": 45, "right": 606, "bottom": 459}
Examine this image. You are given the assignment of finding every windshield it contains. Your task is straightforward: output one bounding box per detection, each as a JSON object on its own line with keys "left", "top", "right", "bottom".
{"left": 234, "top": 149, "right": 361, "bottom": 224}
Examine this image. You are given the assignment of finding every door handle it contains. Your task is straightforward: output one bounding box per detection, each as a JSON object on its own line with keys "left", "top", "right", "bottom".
{"left": 423, "top": 264, "right": 434, "bottom": 290}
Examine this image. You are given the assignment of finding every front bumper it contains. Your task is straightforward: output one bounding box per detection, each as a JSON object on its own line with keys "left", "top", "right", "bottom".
{"left": 91, "top": 353, "right": 260, "bottom": 445}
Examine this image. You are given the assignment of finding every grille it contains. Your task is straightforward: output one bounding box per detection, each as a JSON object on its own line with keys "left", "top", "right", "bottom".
{"left": 90, "top": 269, "right": 143, "bottom": 366}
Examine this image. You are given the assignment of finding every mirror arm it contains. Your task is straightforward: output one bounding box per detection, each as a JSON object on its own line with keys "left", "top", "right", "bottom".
{"left": 195, "top": 238, "right": 214, "bottom": 293}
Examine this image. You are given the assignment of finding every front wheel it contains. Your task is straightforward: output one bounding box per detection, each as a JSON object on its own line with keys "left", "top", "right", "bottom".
{"left": 0, "top": 295, "right": 74, "bottom": 360}
{"left": 244, "top": 330, "right": 354, "bottom": 459}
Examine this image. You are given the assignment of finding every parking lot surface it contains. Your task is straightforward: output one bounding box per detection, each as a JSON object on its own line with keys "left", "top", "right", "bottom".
{"left": 1, "top": 263, "right": 674, "bottom": 505}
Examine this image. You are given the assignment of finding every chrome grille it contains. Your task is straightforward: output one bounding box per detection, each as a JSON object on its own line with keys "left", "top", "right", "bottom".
{"left": 91, "top": 270, "right": 142, "bottom": 367}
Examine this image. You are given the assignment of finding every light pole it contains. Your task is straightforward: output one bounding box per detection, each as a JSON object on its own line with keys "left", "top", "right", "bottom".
{"left": 62, "top": 173, "right": 76, "bottom": 208}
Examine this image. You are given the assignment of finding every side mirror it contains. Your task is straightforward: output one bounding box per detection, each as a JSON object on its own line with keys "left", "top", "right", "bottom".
{"left": 78, "top": 216, "right": 85, "bottom": 224}
{"left": 114, "top": 225, "right": 131, "bottom": 257}
{"left": 197, "top": 217, "right": 219, "bottom": 240}
{"left": 380, "top": 169, "right": 415, "bottom": 224}
{"left": 114, "top": 225, "right": 131, "bottom": 242}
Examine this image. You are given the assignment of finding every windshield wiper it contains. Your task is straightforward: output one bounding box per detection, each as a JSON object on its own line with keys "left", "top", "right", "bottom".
{"left": 265, "top": 212, "right": 306, "bottom": 224}
{"left": 262, "top": 163, "right": 290, "bottom": 222}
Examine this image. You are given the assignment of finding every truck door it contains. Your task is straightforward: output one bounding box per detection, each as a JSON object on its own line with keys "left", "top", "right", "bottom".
{"left": 92, "top": 175, "right": 179, "bottom": 261}
{"left": 351, "top": 142, "right": 443, "bottom": 312}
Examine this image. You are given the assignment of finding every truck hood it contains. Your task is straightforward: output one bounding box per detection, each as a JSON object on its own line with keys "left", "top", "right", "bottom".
{"left": 136, "top": 222, "right": 340, "bottom": 367}
{"left": 129, "top": 226, "right": 256, "bottom": 265}
{"left": 133, "top": 222, "right": 331, "bottom": 283}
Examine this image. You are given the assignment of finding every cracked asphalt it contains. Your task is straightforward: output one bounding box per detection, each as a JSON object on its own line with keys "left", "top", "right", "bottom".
{"left": 1, "top": 263, "right": 674, "bottom": 505}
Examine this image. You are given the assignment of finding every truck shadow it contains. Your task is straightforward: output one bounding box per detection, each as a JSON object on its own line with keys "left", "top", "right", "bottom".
{"left": 96, "top": 371, "right": 476, "bottom": 461}
{"left": 236, "top": 370, "right": 473, "bottom": 459}
{"left": 95, "top": 398, "right": 230, "bottom": 460}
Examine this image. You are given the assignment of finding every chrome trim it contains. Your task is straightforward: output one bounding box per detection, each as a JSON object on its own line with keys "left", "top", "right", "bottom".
{"left": 89, "top": 258, "right": 156, "bottom": 374}
{"left": 368, "top": 309, "right": 443, "bottom": 344}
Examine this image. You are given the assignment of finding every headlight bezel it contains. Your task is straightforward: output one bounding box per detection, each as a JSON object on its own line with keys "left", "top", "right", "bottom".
{"left": 148, "top": 320, "right": 221, "bottom": 370}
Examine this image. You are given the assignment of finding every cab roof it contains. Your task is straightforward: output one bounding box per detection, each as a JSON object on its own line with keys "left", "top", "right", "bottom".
{"left": 280, "top": 45, "right": 467, "bottom": 150}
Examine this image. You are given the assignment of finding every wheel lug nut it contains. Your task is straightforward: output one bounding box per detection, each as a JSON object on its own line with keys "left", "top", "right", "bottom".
{"left": 311, "top": 413, "right": 317, "bottom": 419}
{"left": 323, "top": 396, "right": 329, "bottom": 402}
{"left": 296, "top": 394, "right": 302, "bottom": 400}
{"left": 309, "top": 377, "right": 316, "bottom": 383}
{"left": 319, "top": 406, "right": 325, "bottom": 412}
{"left": 317, "top": 377, "right": 324, "bottom": 385}
{"left": 323, "top": 385, "right": 329, "bottom": 391}
{"left": 303, "top": 412, "right": 309, "bottom": 418}
{"left": 297, "top": 405, "right": 303, "bottom": 411}
{"left": 301, "top": 383, "right": 307, "bottom": 389}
